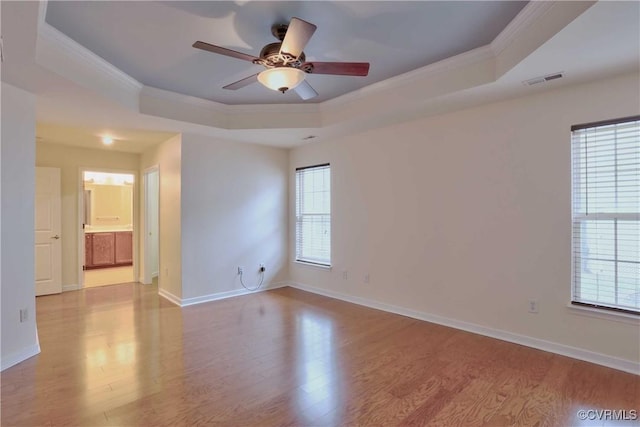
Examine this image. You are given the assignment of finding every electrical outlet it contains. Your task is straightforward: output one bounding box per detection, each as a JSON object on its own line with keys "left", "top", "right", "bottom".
{"left": 19, "top": 308, "right": 28, "bottom": 323}
{"left": 342, "top": 270, "right": 348, "bottom": 280}
{"left": 238, "top": 266, "right": 244, "bottom": 275}
{"left": 364, "top": 274, "right": 370, "bottom": 284}
{"left": 528, "top": 300, "right": 539, "bottom": 314}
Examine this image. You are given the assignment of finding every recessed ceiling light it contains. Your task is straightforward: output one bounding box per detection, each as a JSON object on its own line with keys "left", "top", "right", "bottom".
{"left": 102, "top": 136, "right": 114, "bottom": 145}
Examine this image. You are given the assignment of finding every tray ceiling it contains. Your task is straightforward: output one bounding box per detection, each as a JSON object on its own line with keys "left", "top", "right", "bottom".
{"left": 45, "top": 1, "right": 527, "bottom": 105}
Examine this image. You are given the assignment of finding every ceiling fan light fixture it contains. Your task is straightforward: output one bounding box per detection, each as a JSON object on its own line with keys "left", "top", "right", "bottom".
{"left": 257, "top": 67, "right": 305, "bottom": 93}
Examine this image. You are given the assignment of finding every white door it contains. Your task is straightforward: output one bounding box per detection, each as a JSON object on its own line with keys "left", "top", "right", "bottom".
{"left": 35, "top": 167, "right": 62, "bottom": 296}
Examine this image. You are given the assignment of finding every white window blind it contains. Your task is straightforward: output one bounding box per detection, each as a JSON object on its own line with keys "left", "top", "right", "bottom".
{"left": 571, "top": 116, "right": 640, "bottom": 314}
{"left": 296, "top": 164, "right": 331, "bottom": 266}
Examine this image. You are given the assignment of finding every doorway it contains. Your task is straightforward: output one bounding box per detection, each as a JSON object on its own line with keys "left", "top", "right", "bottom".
{"left": 81, "top": 170, "right": 135, "bottom": 287}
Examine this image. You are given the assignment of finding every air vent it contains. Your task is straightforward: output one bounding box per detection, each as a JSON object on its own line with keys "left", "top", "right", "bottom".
{"left": 523, "top": 72, "right": 564, "bottom": 86}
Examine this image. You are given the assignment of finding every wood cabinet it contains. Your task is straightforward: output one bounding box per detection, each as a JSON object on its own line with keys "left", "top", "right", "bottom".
{"left": 115, "top": 231, "right": 133, "bottom": 264}
{"left": 84, "top": 231, "right": 133, "bottom": 270}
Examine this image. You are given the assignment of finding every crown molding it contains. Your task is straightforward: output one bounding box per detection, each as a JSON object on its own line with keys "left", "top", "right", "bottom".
{"left": 31, "top": 0, "right": 595, "bottom": 142}
{"left": 491, "top": 1, "right": 556, "bottom": 56}
{"left": 141, "top": 85, "right": 321, "bottom": 130}
{"left": 37, "top": 23, "right": 143, "bottom": 93}
{"left": 31, "top": 0, "right": 504, "bottom": 120}
{"left": 322, "top": 45, "right": 495, "bottom": 111}
{"left": 226, "top": 101, "right": 320, "bottom": 116}
{"left": 140, "top": 85, "right": 229, "bottom": 129}
{"left": 142, "top": 84, "right": 320, "bottom": 116}
{"left": 322, "top": 1, "right": 563, "bottom": 112}
{"left": 37, "top": 0, "right": 48, "bottom": 27}
{"left": 141, "top": 85, "right": 226, "bottom": 112}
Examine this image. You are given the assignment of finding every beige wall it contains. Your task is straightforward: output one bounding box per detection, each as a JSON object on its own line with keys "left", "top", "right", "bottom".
{"left": 1, "top": 83, "right": 40, "bottom": 370}
{"left": 35, "top": 144, "right": 140, "bottom": 287}
{"left": 290, "top": 72, "right": 640, "bottom": 365}
{"left": 84, "top": 182, "right": 133, "bottom": 228}
{"left": 180, "top": 134, "right": 289, "bottom": 300}
{"left": 140, "top": 134, "right": 182, "bottom": 298}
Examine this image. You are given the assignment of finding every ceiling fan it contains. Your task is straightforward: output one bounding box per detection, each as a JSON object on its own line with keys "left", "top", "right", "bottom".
{"left": 193, "top": 17, "right": 370, "bottom": 101}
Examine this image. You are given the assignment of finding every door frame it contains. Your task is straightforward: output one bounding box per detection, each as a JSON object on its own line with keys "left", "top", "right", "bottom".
{"left": 142, "top": 165, "right": 159, "bottom": 285}
{"left": 77, "top": 167, "right": 139, "bottom": 288}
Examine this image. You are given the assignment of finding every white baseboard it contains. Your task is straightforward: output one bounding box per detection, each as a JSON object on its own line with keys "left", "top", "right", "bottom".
{"left": 158, "top": 282, "right": 288, "bottom": 307}
{"left": 62, "top": 284, "right": 80, "bottom": 292}
{"left": 1, "top": 343, "right": 41, "bottom": 371}
{"left": 288, "top": 282, "right": 639, "bottom": 376}
{"left": 158, "top": 288, "right": 182, "bottom": 306}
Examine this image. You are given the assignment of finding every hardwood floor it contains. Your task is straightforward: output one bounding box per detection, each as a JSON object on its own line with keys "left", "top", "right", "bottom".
{"left": 1, "top": 283, "right": 638, "bottom": 426}
{"left": 84, "top": 265, "right": 135, "bottom": 288}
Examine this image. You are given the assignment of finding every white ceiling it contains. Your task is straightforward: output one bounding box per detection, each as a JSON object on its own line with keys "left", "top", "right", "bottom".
{"left": 44, "top": 1, "right": 527, "bottom": 104}
{"left": 2, "top": 1, "right": 638, "bottom": 152}
{"left": 36, "top": 123, "right": 176, "bottom": 153}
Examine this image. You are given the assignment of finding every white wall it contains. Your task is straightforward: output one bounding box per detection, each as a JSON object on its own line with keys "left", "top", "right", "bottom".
{"left": 290, "top": 72, "right": 640, "bottom": 366}
{"left": 140, "top": 135, "right": 182, "bottom": 298}
{"left": 1, "top": 83, "right": 40, "bottom": 370}
{"left": 180, "top": 133, "right": 289, "bottom": 300}
{"left": 36, "top": 144, "right": 140, "bottom": 288}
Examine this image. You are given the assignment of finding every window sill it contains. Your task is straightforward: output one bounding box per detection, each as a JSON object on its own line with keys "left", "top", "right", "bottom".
{"left": 566, "top": 303, "right": 640, "bottom": 325}
{"left": 293, "top": 260, "right": 332, "bottom": 270}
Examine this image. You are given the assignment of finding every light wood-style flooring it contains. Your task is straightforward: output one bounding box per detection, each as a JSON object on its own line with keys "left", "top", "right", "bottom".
{"left": 84, "top": 266, "right": 135, "bottom": 288}
{"left": 1, "top": 283, "right": 638, "bottom": 426}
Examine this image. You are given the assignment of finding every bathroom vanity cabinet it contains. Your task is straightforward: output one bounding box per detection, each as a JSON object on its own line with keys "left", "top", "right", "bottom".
{"left": 84, "top": 231, "right": 133, "bottom": 270}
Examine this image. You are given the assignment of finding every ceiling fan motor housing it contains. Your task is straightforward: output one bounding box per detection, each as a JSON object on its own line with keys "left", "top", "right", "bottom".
{"left": 257, "top": 42, "right": 305, "bottom": 68}
{"left": 192, "top": 16, "right": 369, "bottom": 100}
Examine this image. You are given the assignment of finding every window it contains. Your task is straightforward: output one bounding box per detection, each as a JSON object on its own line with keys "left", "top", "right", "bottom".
{"left": 571, "top": 116, "right": 639, "bottom": 314}
{"left": 295, "top": 164, "right": 331, "bottom": 266}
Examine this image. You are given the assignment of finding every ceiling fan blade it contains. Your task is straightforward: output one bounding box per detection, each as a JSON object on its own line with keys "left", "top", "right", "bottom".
{"left": 294, "top": 80, "right": 318, "bottom": 100}
{"left": 280, "top": 17, "right": 317, "bottom": 60}
{"left": 303, "top": 62, "right": 370, "bottom": 76}
{"left": 223, "top": 73, "right": 259, "bottom": 90}
{"left": 193, "top": 41, "right": 259, "bottom": 63}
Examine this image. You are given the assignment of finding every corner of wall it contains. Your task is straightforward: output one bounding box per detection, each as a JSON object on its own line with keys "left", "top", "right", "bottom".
{"left": 1, "top": 82, "right": 40, "bottom": 371}
{"left": 140, "top": 134, "right": 182, "bottom": 299}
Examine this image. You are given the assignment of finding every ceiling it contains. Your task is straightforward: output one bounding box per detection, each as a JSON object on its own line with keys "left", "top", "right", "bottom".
{"left": 44, "top": 1, "right": 527, "bottom": 104}
{"left": 2, "top": 1, "right": 639, "bottom": 152}
{"left": 36, "top": 123, "right": 175, "bottom": 154}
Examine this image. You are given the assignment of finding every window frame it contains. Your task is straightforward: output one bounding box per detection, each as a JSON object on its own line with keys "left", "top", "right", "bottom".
{"left": 570, "top": 115, "right": 640, "bottom": 316}
{"left": 295, "top": 163, "right": 331, "bottom": 267}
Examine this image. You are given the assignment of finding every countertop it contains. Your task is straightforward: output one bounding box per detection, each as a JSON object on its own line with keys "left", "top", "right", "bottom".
{"left": 85, "top": 226, "right": 133, "bottom": 233}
